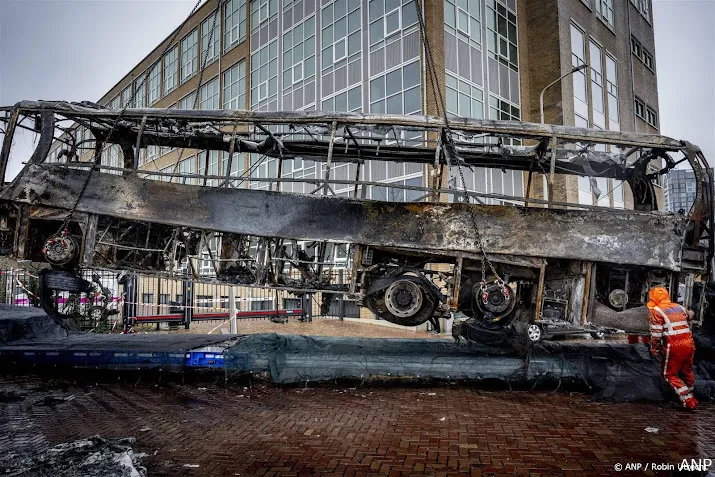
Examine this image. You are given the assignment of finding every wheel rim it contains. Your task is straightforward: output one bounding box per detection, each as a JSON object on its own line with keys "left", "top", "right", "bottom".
{"left": 527, "top": 324, "right": 541, "bottom": 341}
{"left": 384, "top": 279, "right": 423, "bottom": 318}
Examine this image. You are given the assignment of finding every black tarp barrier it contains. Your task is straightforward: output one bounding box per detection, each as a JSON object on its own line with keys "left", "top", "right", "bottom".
{"left": 0, "top": 304, "right": 232, "bottom": 353}
{"left": 2, "top": 304, "right": 714, "bottom": 403}
{"left": 0, "top": 304, "right": 71, "bottom": 344}
{"left": 223, "top": 333, "right": 715, "bottom": 403}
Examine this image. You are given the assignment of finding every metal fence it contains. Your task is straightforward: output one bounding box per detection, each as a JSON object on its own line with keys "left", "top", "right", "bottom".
{"left": 1, "top": 268, "right": 366, "bottom": 331}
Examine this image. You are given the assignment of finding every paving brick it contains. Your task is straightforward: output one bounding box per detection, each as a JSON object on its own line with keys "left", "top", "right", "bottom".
{"left": 0, "top": 375, "right": 713, "bottom": 477}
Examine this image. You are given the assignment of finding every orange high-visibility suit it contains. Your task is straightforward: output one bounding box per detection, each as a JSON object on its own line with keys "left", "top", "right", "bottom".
{"left": 647, "top": 287, "right": 697, "bottom": 409}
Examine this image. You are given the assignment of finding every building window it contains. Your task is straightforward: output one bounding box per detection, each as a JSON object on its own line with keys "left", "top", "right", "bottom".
{"left": 570, "top": 24, "right": 588, "bottom": 120}
{"left": 589, "top": 40, "right": 605, "bottom": 127}
{"left": 369, "top": 60, "right": 420, "bottom": 114}
{"left": 613, "top": 180, "right": 625, "bottom": 208}
{"left": 198, "top": 150, "right": 221, "bottom": 186}
{"left": 201, "top": 12, "right": 220, "bottom": 65}
{"left": 224, "top": 0, "right": 247, "bottom": 51}
{"left": 368, "top": 0, "right": 418, "bottom": 45}
{"left": 631, "top": 35, "right": 655, "bottom": 72}
{"left": 110, "top": 95, "right": 121, "bottom": 109}
{"left": 444, "top": 0, "right": 482, "bottom": 86}
{"left": 634, "top": 97, "right": 645, "bottom": 120}
{"left": 646, "top": 106, "right": 658, "bottom": 127}
{"left": 164, "top": 46, "right": 179, "bottom": 93}
{"left": 642, "top": 48, "right": 654, "bottom": 71}
{"left": 368, "top": 0, "right": 421, "bottom": 116}
{"left": 121, "top": 85, "right": 132, "bottom": 108}
{"left": 223, "top": 61, "right": 246, "bottom": 110}
{"left": 321, "top": 85, "right": 362, "bottom": 112}
{"left": 283, "top": 14, "right": 316, "bottom": 88}
{"left": 148, "top": 61, "right": 161, "bottom": 104}
{"left": 179, "top": 92, "right": 196, "bottom": 110}
{"left": 486, "top": 0, "right": 518, "bottom": 71}
{"left": 630, "top": 36, "right": 642, "bottom": 57}
{"left": 250, "top": 0, "right": 278, "bottom": 111}
{"left": 488, "top": 94, "right": 520, "bottom": 121}
{"left": 251, "top": 41, "right": 278, "bottom": 109}
{"left": 251, "top": 299, "right": 274, "bottom": 311}
{"left": 142, "top": 293, "right": 154, "bottom": 304}
{"left": 596, "top": 0, "right": 614, "bottom": 27}
{"left": 181, "top": 28, "right": 198, "bottom": 83}
{"left": 199, "top": 76, "right": 220, "bottom": 110}
{"left": 631, "top": 0, "right": 650, "bottom": 21}
{"left": 145, "top": 146, "right": 159, "bottom": 165}
{"left": 134, "top": 74, "right": 146, "bottom": 108}
{"left": 446, "top": 73, "right": 483, "bottom": 119}
{"left": 178, "top": 156, "right": 197, "bottom": 185}
{"left": 605, "top": 54, "right": 619, "bottom": 130}
{"left": 321, "top": 0, "right": 362, "bottom": 111}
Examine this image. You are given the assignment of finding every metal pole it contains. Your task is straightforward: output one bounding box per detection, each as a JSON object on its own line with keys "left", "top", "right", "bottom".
{"left": 548, "top": 136, "right": 557, "bottom": 206}
{"left": 539, "top": 64, "right": 589, "bottom": 124}
{"left": 229, "top": 285, "right": 237, "bottom": 334}
{"left": 323, "top": 121, "right": 337, "bottom": 195}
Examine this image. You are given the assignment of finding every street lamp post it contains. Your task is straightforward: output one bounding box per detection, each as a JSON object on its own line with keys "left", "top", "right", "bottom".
{"left": 539, "top": 63, "right": 589, "bottom": 124}
{"left": 531, "top": 63, "right": 589, "bottom": 207}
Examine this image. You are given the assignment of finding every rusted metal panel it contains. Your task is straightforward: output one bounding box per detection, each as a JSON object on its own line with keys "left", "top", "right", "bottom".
{"left": 2, "top": 164, "right": 688, "bottom": 271}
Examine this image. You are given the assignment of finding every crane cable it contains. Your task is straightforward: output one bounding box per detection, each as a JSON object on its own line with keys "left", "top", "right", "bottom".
{"left": 56, "top": 0, "right": 205, "bottom": 236}
{"left": 169, "top": 0, "right": 225, "bottom": 183}
{"left": 413, "top": 0, "right": 508, "bottom": 299}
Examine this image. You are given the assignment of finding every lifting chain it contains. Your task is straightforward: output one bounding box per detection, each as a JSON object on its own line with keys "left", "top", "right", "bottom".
{"left": 445, "top": 131, "right": 509, "bottom": 300}
{"left": 56, "top": 0, "right": 205, "bottom": 234}
{"left": 413, "top": 0, "right": 509, "bottom": 303}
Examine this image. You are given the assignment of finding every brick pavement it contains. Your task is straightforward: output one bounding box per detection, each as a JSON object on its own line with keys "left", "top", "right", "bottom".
{"left": 1, "top": 375, "right": 713, "bottom": 477}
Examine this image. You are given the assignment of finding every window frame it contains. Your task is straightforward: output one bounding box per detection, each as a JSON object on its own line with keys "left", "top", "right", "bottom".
{"left": 163, "top": 46, "right": 179, "bottom": 94}
{"left": 384, "top": 3, "right": 402, "bottom": 38}
{"left": 147, "top": 61, "right": 162, "bottom": 105}
{"left": 133, "top": 74, "right": 146, "bottom": 109}
{"left": 634, "top": 97, "right": 646, "bottom": 120}
{"left": 200, "top": 11, "right": 221, "bottom": 66}
{"left": 199, "top": 76, "right": 220, "bottom": 110}
{"left": 222, "top": 60, "right": 246, "bottom": 110}
{"left": 224, "top": 0, "right": 247, "bottom": 52}
{"left": 596, "top": 0, "right": 614, "bottom": 28}
{"left": 180, "top": 28, "right": 199, "bottom": 84}
{"left": 646, "top": 106, "right": 658, "bottom": 127}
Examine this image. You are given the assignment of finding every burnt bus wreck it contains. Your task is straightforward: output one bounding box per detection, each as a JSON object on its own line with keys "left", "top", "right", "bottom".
{"left": 0, "top": 101, "right": 712, "bottom": 339}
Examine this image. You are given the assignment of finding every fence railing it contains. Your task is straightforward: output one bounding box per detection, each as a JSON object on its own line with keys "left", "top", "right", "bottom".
{"left": 2, "top": 268, "right": 367, "bottom": 331}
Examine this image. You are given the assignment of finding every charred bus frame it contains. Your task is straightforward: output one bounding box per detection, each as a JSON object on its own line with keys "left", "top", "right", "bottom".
{"left": 0, "top": 101, "right": 712, "bottom": 336}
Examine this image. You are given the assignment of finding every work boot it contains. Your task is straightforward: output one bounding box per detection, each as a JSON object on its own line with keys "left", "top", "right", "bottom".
{"left": 684, "top": 397, "right": 698, "bottom": 410}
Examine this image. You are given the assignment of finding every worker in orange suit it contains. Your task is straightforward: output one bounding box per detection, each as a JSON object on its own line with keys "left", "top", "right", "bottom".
{"left": 647, "top": 287, "right": 697, "bottom": 410}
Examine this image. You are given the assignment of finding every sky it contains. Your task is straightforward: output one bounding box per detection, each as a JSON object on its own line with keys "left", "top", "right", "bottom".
{"left": 0, "top": 0, "right": 713, "bottom": 179}
{"left": 653, "top": 0, "right": 715, "bottom": 168}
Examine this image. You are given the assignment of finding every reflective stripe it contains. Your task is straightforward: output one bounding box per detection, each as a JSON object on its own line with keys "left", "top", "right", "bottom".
{"left": 668, "top": 320, "right": 689, "bottom": 328}
{"left": 675, "top": 386, "right": 689, "bottom": 394}
{"left": 654, "top": 307, "right": 672, "bottom": 327}
{"left": 654, "top": 307, "right": 691, "bottom": 338}
{"left": 679, "top": 393, "right": 694, "bottom": 402}
{"left": 651, "top": 332, "right": 663, "bottom": 337}
{"left": 650, "top": 324, "right": 664, "bottom": 330}
{"left": 663, "top": 345, "right": 670, "bottom": 378}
